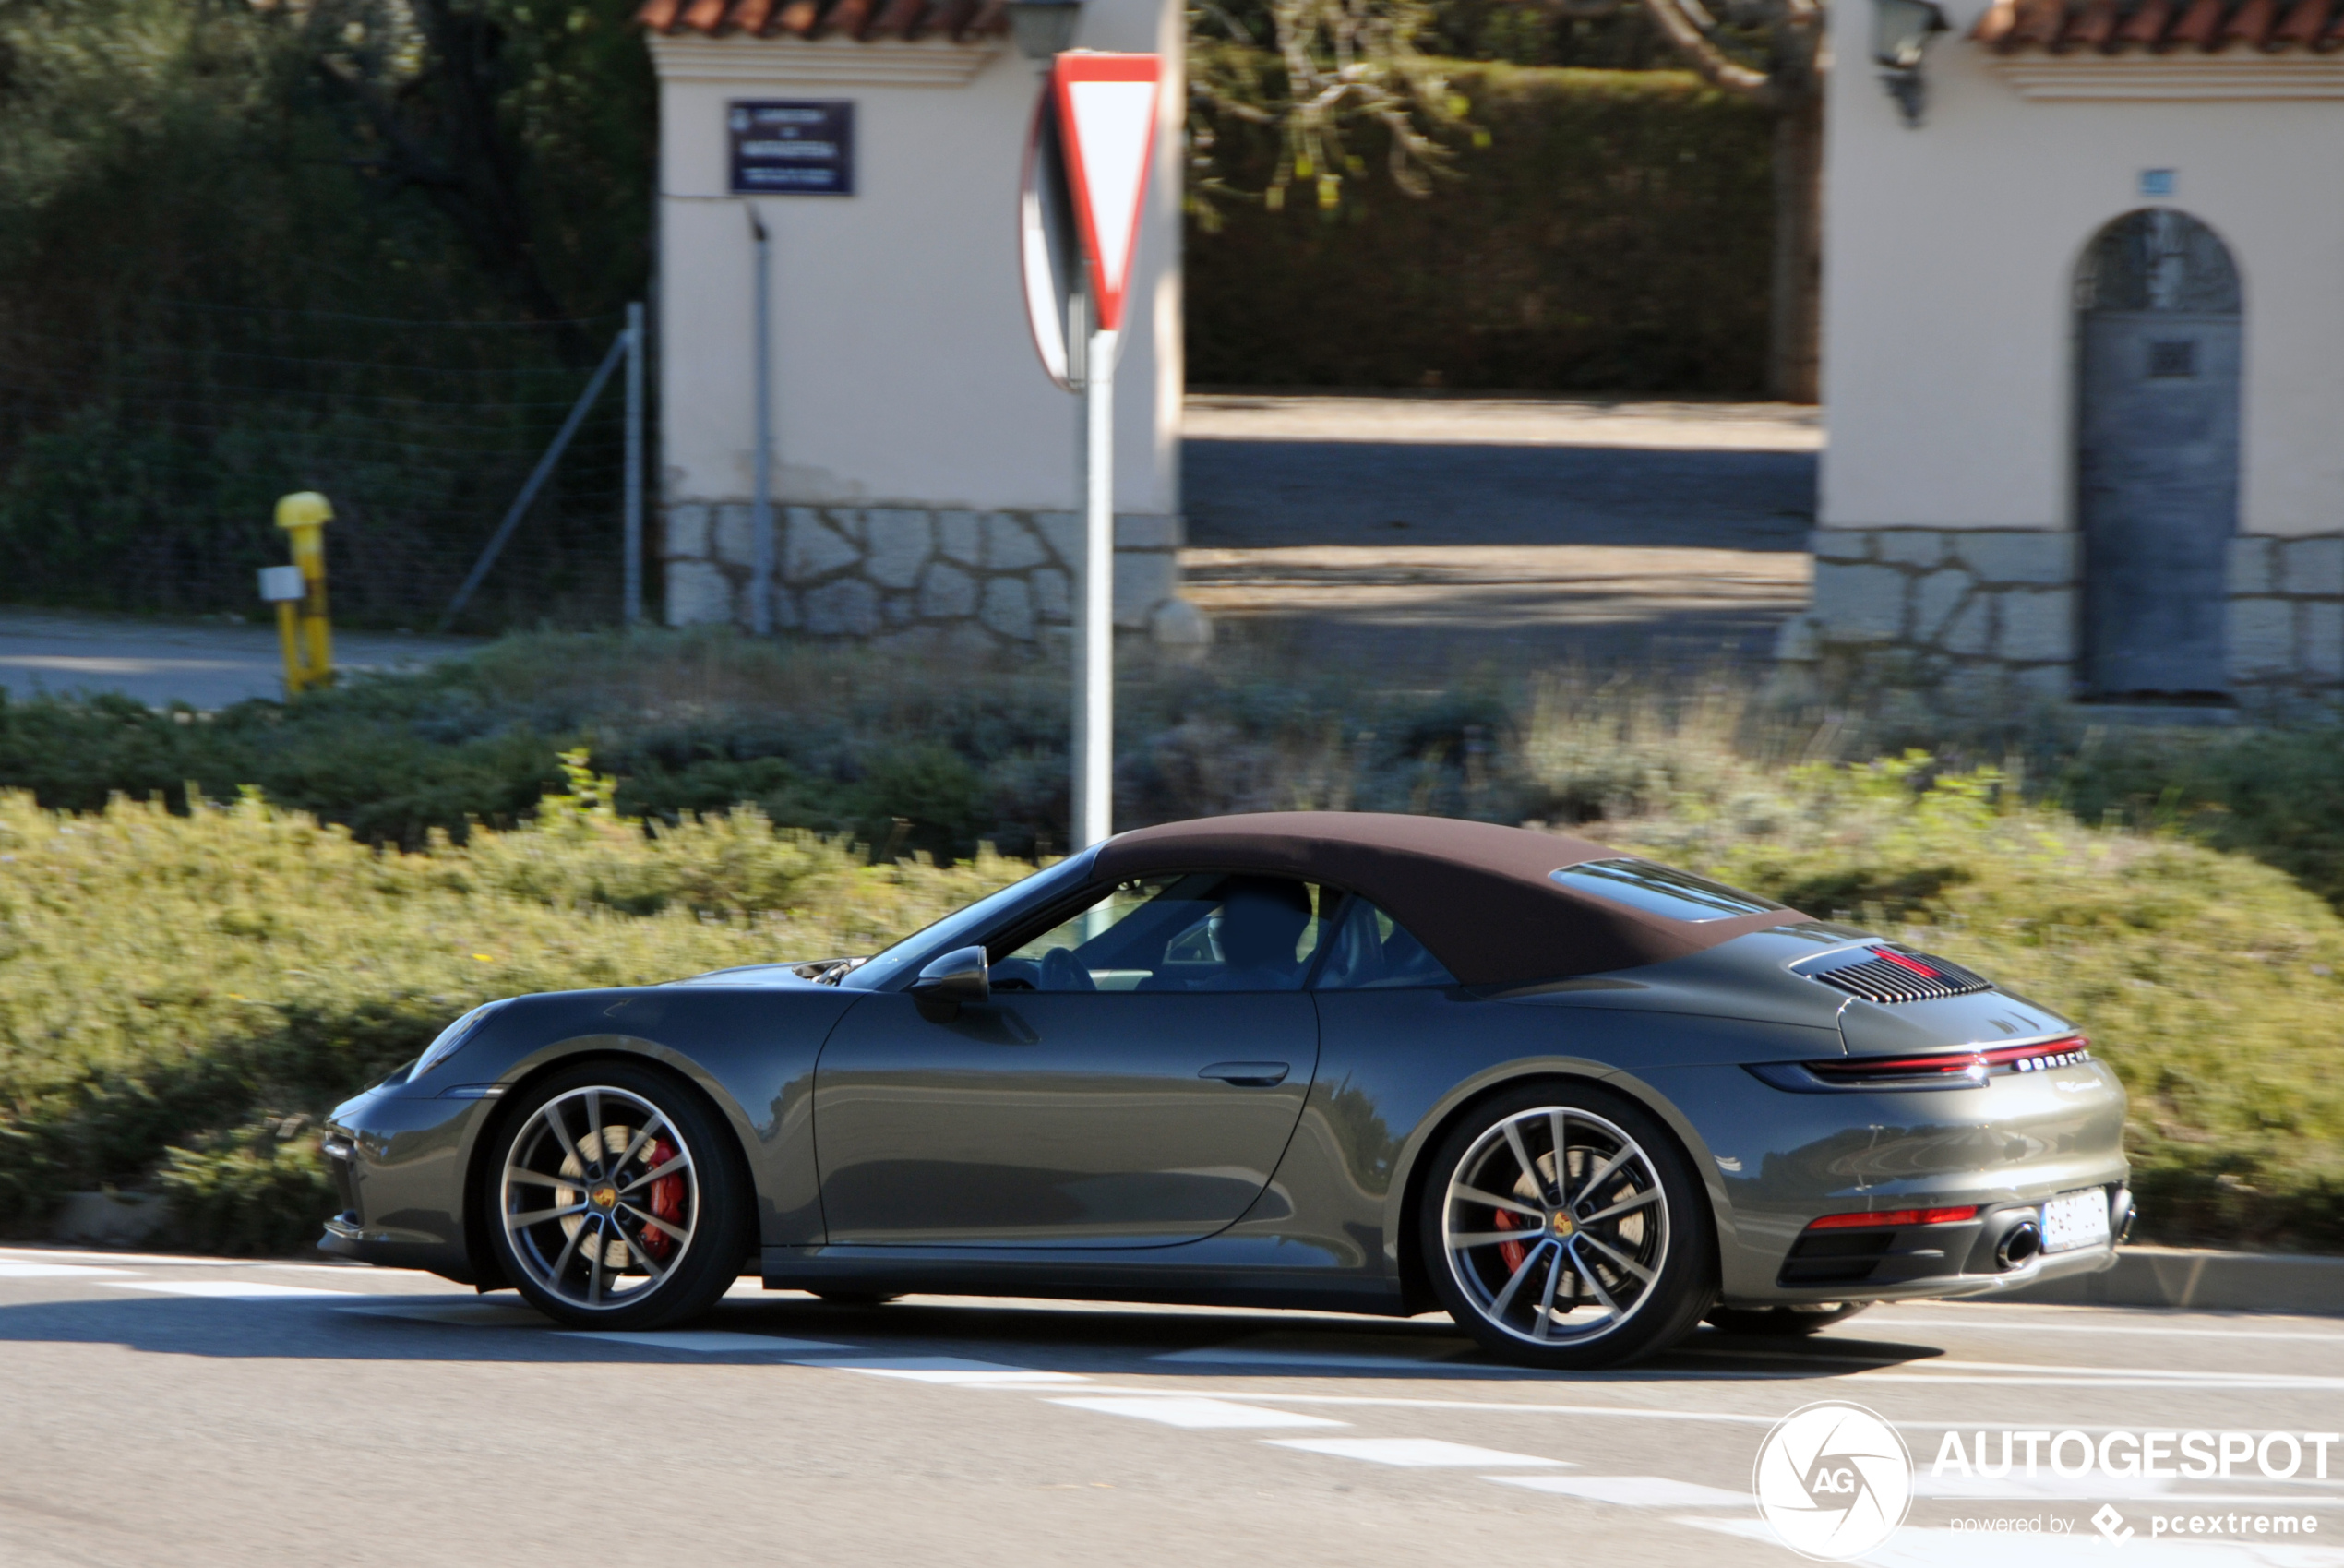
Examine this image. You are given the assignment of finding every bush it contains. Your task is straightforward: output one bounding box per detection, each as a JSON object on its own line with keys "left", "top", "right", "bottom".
{"left": 0, "top": 780, "right": 1024, "bottom": 1243}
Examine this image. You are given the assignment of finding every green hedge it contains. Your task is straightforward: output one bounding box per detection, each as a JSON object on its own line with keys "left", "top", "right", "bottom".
{"left": 1186, "top": 65, "right": 1776, "bottom": 394}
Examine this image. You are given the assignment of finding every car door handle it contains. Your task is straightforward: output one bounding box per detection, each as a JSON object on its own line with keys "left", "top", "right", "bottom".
{"left": 1199, "top": 1061, "right": 1290, "bottom": 1087}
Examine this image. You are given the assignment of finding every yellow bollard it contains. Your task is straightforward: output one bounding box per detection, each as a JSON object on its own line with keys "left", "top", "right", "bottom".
{"left": 274, "top": 492, "right": 335, "bottom": 693}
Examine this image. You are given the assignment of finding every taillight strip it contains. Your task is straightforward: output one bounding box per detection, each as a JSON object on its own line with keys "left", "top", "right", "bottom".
{"left": 1804, "top": 1035, "right": 2090, "bottom": 1083}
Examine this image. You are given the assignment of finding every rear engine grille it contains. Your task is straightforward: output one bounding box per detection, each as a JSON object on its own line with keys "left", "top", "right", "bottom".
{"left": 1796, "top": 944, "right": 1992, "bottom": 1004}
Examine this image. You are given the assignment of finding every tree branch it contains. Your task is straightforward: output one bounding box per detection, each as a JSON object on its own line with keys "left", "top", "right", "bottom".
{"left": 1636, "top": 0, "right": 1782, "bottom": 103}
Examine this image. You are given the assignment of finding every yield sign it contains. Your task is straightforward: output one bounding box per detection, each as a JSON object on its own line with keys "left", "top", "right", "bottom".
{"left": 1050, "top": 53, "right": 1163, "bottom": 334}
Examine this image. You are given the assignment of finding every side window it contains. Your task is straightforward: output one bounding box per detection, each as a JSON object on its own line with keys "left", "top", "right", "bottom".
{"left": 991, "top": 873, "right": 1329, "bottom": 993}
{"left": 1313, "top": 896, "right": 1456, "bottom": 990}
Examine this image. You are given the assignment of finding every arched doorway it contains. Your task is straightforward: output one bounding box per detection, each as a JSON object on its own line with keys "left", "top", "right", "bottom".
{"left": 2075, "top": 209, "right": 2242, "bottom": 700}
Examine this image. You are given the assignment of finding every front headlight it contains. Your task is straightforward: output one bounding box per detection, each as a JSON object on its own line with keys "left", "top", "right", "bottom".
{"left": 413, "top": 999, "right": 508, "bottom": 1078}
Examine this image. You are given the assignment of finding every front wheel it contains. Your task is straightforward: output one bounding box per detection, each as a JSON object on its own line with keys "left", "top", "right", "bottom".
{"left": 484, "top": 1062, "right": 749, "bottom": 1331}
{"left": 1418, "top": 1082, "right": 1716, "bottom": 1370}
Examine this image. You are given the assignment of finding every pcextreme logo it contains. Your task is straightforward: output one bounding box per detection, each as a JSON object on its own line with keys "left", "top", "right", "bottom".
{"left": 1753, "top": 1400, "right": 1917, "bottom": 1561}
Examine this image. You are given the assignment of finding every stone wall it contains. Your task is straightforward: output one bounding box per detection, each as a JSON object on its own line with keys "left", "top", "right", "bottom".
{"left": 660, "top": 503, "right": 1200, "bottom": 649}
{"left": 2227, "top": 535, "right": 2344, "bottom": 690}
{"left": 1783, "top": 527, "right": 2079, "bottom": 697}
{"left": 1782, "top": 525, "right": 2344, "bottom": 699}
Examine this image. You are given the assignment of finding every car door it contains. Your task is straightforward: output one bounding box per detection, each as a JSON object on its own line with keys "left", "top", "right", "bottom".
{"left": 812, "top": 872, "right": 1327, "bottom": 1248}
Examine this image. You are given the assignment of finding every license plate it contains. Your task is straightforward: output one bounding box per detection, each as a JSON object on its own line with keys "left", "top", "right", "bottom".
{"left": 2041, "top": 1189, "right": 2111, "bottom": 1253}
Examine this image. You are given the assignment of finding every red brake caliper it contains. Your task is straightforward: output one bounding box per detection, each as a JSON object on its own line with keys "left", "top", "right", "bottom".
{"left": 1492, "top": 1207, "right": 1526, "bottom": 1273}
{"left": 641, "top": 1137, "right": 682, "bottom": 1258}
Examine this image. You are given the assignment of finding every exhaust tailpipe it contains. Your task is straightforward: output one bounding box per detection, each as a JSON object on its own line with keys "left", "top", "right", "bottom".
{"left": 1996, "top": 1222, "right": 2041, "bottom": 1271}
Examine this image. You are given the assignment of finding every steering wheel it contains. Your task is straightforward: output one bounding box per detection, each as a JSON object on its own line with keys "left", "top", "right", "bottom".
{"left": 1039, "top": 946, "right": 1095, "bottom": 993}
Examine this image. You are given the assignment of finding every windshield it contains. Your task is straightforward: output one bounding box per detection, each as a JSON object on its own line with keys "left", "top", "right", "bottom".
{"left": 839, "top": 850, "right": 1097, "bottom": 989}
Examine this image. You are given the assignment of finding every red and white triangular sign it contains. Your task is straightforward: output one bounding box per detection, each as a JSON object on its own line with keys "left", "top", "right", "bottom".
{"left": 1050, "top": 52, "right": 1163, "bottom": 334}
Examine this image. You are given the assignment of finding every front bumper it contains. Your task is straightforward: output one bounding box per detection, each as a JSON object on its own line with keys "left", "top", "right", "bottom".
{"left": 318, "top": 1078, "right": 502, "bottom": 1284}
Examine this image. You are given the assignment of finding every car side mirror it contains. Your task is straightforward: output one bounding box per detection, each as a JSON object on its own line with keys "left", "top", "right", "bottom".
{"left": 910, "top": 945, "right": 990, "bottom": 1013}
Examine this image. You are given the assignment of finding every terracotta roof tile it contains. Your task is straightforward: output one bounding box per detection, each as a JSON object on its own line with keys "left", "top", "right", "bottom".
{"left": 2273, "top": 0, "right": 2332, "bottom": 46}
{"left": 1972, "top": 0, "right": 2344, "bottom": 49}
{"left": 636, "top": 0, "right": 1006, "bottom": 39}
{"left": 2065, "top": 0, "right": 2122, "bottom": 47}
{"left": 2219, "top": 0, "right": 2278, "bottom": 43}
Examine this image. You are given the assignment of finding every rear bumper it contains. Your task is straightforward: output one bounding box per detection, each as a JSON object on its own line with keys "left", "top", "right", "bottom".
{"left": 1638, "top": 1059, "right": 2132, "bottom": 1309}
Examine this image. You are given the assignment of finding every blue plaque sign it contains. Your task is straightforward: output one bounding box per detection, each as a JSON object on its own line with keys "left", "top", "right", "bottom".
{"left": 729, "top": 101, "right": 855, "bottom": 196}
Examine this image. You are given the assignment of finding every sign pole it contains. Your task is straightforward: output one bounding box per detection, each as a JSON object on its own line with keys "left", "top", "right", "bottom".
{"left": 1078, "top": 320, "right": 1116, "bottom": 850}
{"left": 1020, "top": 51, "right": 1161, "bottom": 851}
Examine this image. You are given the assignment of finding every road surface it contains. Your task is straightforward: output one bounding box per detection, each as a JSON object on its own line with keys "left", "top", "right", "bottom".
{"left": 1181, "top": 392, "right": 1820, "bottom": 672}
{"left": 3, "top": 1243, "right": 2336, "bottom": 1568}
{"left": 0, "top": 608, "right": 478, "bottom": 709}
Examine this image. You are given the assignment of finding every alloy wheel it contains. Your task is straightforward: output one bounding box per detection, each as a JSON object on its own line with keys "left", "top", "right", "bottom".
{"left": 498, "top": 1085, "right": 698, "bottom": 1311}
{"left": 1441, "top": 1106, "right": 1668, "bottom": 1347}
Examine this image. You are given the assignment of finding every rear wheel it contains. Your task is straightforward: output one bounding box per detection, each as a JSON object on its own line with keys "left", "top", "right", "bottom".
{"left": 1418, "top": 1081, "right": 1716, "bottom": 1370}
{"left": 485, "top": 1062, "right": 748, "bottom": 1331}
{"left": 1705, "top": 1302, "right": 1872, "bottom": 1336}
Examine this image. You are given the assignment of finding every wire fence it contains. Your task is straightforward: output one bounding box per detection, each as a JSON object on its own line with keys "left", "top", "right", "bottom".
{"left": 0, "top": 296, "right": 643, "bottom": 633}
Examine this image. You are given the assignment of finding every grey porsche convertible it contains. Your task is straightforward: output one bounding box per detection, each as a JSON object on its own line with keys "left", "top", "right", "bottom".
{"left": 321, "top": 812, "right": 2131, "bottom": 1369}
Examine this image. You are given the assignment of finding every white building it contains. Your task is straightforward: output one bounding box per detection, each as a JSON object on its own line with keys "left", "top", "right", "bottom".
{"left": 637, "top": 0, "right": 1190, "bottom": 647}
{"left": 1805, "top": 0, "right": 2344, "bottom": 700}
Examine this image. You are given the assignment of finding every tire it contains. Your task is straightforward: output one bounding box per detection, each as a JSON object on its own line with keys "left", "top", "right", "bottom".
{"left": 484, "top": 1061, "right": 750, "bottom": 1331}
{"left": 1417, "top": 1080, "right": 1716, "bottom": 1371}
{"left": 1705, "top": 1302, "right": 1872, "bottom": 1336}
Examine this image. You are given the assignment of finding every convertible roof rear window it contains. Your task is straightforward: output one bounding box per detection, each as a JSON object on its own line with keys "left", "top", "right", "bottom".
{"left": 1549, "top": 858, "right": 1783, "bottom": 923}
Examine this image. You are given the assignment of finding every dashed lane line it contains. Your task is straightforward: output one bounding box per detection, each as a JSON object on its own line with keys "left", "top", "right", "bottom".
{"left": 107, "top": 1280, "right": 356, "bottom": 1299}
{"left": 1265, "top": 1437, "right": 1567, "bottom": 1468}
{"left": 1872, "top": 1315, "right": 2344, "bottom": 1344}
{"left": 0, "top": 1262, "right": 136, "bottom": 1278}
{"left": 1050, "top": 1396, "right": 1347, "bottom": 1430}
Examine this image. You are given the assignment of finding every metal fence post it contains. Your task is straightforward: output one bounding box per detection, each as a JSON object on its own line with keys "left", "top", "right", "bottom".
{"left": 749, "top": 209, "right": 775, "bottom": 637}
{"left": 623, "top": 301, "right": 645, "bottom": 627}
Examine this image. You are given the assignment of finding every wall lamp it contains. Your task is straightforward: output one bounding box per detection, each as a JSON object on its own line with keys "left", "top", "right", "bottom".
{"left": 1006, "top": 0, "right": 1084, "bottom": 60}
{"left": 1873, "top": 0, "right": 1950, "bottom": 126}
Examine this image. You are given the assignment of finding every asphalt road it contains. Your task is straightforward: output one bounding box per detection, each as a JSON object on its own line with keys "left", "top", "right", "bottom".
{"left": 5, "top": 1245, "right": 2338, "bottom": 1568}
{"left": 0, "top": 608, "right": 478, "bottom": 709}
{"left": 1180, "top": 393, "right": 1821, "bottom": 672}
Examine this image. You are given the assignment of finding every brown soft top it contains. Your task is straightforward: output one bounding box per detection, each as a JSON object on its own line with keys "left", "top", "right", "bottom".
{"left": 1093, "top": 811, "right": 1801, "bottom": 986}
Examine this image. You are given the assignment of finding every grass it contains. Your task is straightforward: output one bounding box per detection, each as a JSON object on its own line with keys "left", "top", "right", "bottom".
{"left": 2, "top": 628, "right": 2341, "bottom": 1254}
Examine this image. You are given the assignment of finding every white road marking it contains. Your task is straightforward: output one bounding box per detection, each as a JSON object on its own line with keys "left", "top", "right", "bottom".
{"left": 1873, "top": 1315, "right": 2344, "bottom": 1344}
{"left": 1267, "top": 1437, "right": 1567, "bottom": 1468}
{"left": 108, "top": 1280, "right": 353, "bottom": 1299}
{"left": 558, "top": 1330, "right": 851, "bottom": 1354}
{"left": 1050, "top": 1396, "right": 1347, "bottom": 1430}
{"left": 1491, "top": 1473, "right": 1752, "bottom": 1507}
{"left": 0, "top": 1247, "right": 247, "bottom": 1268}
{"left": 1907, "top": 1357, "right": 2344, "bottom": 1388}
{"left": 0, "top": 1262, "right": 134, "bottom": 1278}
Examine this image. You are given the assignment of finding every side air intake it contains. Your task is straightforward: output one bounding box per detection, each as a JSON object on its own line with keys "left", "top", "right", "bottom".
{"left": 1793, "top": 944, "right": 1992, "bottom": 1005}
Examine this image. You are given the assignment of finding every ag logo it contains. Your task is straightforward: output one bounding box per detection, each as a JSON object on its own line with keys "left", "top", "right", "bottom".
{"left": 1752, "top": 1400, "right": 1914, "bottom": 1561}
